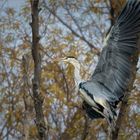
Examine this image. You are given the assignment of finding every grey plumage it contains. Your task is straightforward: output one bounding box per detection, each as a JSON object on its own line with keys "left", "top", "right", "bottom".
{"left": 79, "top": 0, "right": 140, "bottom": 124}
{"left": 60, "top": 0, "right": 140, "bottom": 129}
{"left": 82, "top": 101, "right": 104, "bottom": 119}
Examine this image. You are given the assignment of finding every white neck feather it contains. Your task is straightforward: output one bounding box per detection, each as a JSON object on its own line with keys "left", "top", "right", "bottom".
{"left": 73, "top": 62, "right": 83, "bottom": 86}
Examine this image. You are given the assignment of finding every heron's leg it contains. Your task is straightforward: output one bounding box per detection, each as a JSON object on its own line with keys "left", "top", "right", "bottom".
{"left": 93, "top": 97, "right": 116, "bottom": 129}
{"left": 96, "top": 98, "right": 116, "bottom": 122}
{"left": 103, "top": 104, "right": 116, "bottom": 128}
{"left": 92, "top": 106, "right": 115, "bottom": 130}
{"left": 103, "top": 109, "right": 116, "bottom": 130}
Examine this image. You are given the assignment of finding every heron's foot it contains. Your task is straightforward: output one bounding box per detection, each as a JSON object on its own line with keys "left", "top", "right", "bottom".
{"left": 103, "top": 109, "right": 116, "bottom": 130}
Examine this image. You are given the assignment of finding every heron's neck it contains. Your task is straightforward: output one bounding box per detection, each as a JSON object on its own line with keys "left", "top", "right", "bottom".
{"left": 73, "top": 64, "right": 83, "bottom": 86}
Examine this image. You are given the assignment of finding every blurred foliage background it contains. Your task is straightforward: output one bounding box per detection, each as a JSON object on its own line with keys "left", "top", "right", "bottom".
{"left": 0, "top": 0, "right": 140, "bottom": 140}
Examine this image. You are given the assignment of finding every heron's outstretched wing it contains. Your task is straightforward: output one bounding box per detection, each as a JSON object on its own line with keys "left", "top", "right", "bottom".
{"left": 80, "top": 0, "right": 140, "bottom": 109}
{"left": 91, "top": 0, "right": 140, "bottom": 104}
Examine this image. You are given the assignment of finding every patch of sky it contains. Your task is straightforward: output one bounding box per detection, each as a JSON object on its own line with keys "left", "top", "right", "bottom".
{"left": 0, "top": 0, "right": 25, "bottom": 12}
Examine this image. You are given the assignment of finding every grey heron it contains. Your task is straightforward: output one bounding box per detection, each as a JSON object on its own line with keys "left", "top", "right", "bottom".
{"left": 58, "top": 0, "right": 140, "bottom": 129}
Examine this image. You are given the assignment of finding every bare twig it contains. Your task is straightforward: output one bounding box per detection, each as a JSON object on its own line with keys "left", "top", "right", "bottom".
{"left": 81, "top": 116, "right": 89, "bottom": 140}
{"left": 42, "top": 0, "right": 100, "bottom": 55}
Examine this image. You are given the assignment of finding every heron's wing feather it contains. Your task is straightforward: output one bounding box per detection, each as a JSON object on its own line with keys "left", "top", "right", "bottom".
{"left": 82, "top": 101, "right": 104, "bottom": 119}
{"left": 91, "top": 0, "right": 140, "bottom": 104}
{"left": 80, "top": 81, "right": 119, "bottom": 107}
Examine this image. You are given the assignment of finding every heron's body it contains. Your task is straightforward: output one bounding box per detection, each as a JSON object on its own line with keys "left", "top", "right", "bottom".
{"left": 59, "top": 0, "right": 140, "bottom": 129}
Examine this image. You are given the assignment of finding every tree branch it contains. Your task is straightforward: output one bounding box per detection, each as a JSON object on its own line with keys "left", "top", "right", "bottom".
{"left": 81, "top": 116, "right": 89, "bottom": 140}
{"left": 30, "top": 0, "right": 46, "bottom": 139}
{"left": 42, "top": 0, "right": 100, "bottom": 55}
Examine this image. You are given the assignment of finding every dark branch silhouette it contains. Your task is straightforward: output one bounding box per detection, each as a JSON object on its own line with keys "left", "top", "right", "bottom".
{"left": 30, "top": 0, "right": 46, "bottom": 139}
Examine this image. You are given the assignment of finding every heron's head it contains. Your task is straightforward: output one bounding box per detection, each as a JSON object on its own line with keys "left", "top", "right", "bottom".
{"left": 56, "top": 56, "right": 83, "bottom": 84}
{"left": 60, "top": 56, "right": 80, "bottom": 67}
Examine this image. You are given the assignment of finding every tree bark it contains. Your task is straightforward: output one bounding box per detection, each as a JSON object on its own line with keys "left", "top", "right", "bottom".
{"left": 30, "top": 0, "right": 46, "bottom": 139}
{"left": 81, "top": 116, "right": 89, "bottom": 140}
{"left": 22, "top": 55, "right": 30, "bottom": 140}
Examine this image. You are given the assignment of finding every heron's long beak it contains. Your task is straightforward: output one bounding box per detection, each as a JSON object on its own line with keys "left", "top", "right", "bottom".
{"left": 53, "top": 57, "right": 67, "bottom": 63}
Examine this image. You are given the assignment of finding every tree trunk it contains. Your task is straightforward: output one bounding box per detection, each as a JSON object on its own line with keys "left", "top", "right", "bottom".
{"left": 22, "top": 55, "right": 30, "bottom": 140}
{"left": 30, "top": 0, "right": 46, "bottom": 139}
